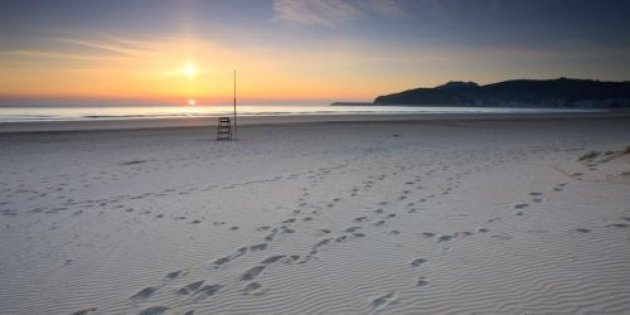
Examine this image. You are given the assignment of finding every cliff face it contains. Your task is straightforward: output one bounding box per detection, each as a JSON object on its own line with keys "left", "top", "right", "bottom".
{"left": 373, "top": 78, "right": 630, "bottom": 108}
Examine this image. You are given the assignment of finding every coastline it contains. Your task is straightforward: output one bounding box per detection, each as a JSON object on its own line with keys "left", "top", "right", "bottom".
{"left": 1, "top": 110, "right": 629, "bottom": 134}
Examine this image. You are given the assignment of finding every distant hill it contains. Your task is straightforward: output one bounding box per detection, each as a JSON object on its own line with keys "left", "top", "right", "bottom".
{"left": 372, "top": 78, "right": 630, "bottom": 108}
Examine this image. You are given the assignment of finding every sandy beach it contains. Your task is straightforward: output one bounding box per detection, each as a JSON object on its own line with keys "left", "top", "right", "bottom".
{"left": 1, "top": 114, "right": 629, "bottom": 315}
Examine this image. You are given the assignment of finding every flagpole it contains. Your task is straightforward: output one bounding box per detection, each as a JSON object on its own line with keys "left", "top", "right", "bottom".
{"left": 233, "top": 70, "right": 237, "bottom": 141}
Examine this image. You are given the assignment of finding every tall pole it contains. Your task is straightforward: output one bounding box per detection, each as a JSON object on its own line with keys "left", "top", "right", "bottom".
{"left": 233, "top": 70, "right": 237, "bottom": 141}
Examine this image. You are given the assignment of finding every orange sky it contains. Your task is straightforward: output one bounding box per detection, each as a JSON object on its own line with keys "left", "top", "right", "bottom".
{"left": 2, "top": 1, "right": 628, "bottom": 106}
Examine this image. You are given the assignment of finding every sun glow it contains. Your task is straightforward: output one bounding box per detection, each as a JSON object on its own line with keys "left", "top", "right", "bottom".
{"left": 187, "top": 98, "right": 196, "bottom": 106}
{"left": 183, "top": 63, "right": 197, "bottom": 79}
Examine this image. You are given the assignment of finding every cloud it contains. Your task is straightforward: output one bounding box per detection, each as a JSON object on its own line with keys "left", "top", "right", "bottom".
{"left": 273, "top": 0, "right": 408, "bottom": 26}
{"left": 55, "top": 36, "right": 146, "bottom": 57}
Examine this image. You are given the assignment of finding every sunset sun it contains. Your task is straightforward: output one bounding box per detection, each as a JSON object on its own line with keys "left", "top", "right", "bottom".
{"left": 183, "top": 63, "right": 197, "bottom": 79}
{"left": 187, "top": 98, "right": 196, "bottom": 106}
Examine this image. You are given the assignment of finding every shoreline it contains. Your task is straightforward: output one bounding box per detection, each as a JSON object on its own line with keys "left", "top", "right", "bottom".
{"left": 1, "top": 110, "right": 629, "bottom": 134}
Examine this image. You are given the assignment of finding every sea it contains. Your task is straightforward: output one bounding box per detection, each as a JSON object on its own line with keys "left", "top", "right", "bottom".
{"left": 0, "top": 105, "right": 606, "bottom": 123}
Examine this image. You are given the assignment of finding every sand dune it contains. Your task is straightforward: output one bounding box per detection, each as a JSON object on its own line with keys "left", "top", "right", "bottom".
{"left": 0, "top": 116, "right": 629, "bottom": 314}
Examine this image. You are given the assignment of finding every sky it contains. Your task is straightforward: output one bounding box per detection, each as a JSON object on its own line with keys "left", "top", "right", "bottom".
{"left": 0, "top": 0, "right": 629, "bottom": 105}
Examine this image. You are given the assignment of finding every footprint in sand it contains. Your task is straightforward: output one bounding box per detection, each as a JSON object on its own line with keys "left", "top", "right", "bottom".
{"left": 138, "top": 306, "right": 169, "bottom": 315}
{"left": 261, "top": 255, "right": 286, "bottom": 265}
{"left": 176, "top": 281, "right": 205, "bottom": 295}
{"left": 371, "top": 292, "right": 397, "bottom": 310}
{"left": 491, "top": 234, "right": 512, "bottom": 240}
{"left": 438, "top": 235, "right": 452, "bottom": 242}
{"left": 453, "top": 231, "right": 473, "bottom": 238}
{"left": 241, "top": 266, "right": 265, "bottom": 281}
{"left": 281, "top": 227, "right": 296, "bottom": 234}
{"left": 416, "top": 277, "right": 429, "bottom": 287}
{"left": 250, "top": 243, "right": 268, "bottom": 251}
{"left": 130, "top": 287, "right": 158, "bottom": 301}
{"left": 241, "top": 282, "right": 262, "bottom": 295}
{"left": 194, "top": 284, "right": 223, "bottom": 300}
{"left": 164, "top": 270, "right": 183, "bottom": 281}
{"left": 514, "top": 203, "right": 529, "bottom": 209}
{"left": 313, "top": 238, "right": 331, "bottom": 248}
{"left": 553, "top": 183, "right": 567, "bottom": 192}
{"left": 374, "top": 220, "right": 386, "bottom": 226}
{"left": 607, "top": 223, "right": 628, "bottom": 228}
{"left": 575, "top": 228, "right": 591, "bottom": 233}
{"left": 411, "top": 258, "right": 427, "bottom": 267}
{"left": 70, "top": 308, "right": 97, "bottom": 315}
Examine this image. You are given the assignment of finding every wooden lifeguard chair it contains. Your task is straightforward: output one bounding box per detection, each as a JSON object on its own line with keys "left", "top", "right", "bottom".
{"left": 216, "top": 117, "right": 232, "bottom": 140}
